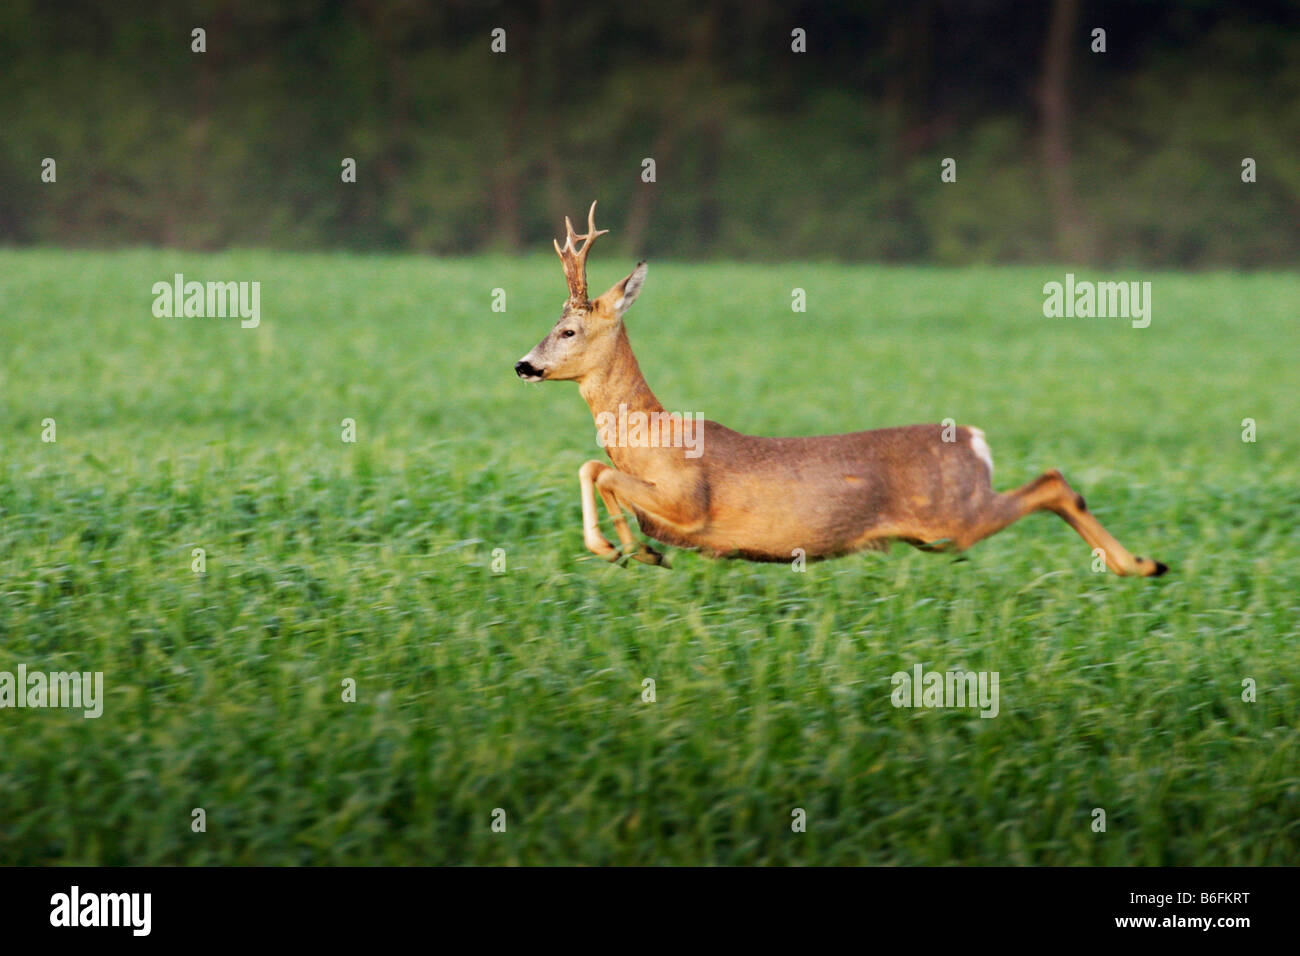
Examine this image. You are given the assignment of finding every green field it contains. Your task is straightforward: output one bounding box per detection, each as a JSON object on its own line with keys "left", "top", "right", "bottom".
{"left": 0, "top": 248, "right": 1296, "bottom": 865}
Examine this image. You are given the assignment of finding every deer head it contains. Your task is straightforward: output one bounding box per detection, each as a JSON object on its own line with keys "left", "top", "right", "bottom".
{"left": 515, "top": 201, "right": 648, "bottom": 382}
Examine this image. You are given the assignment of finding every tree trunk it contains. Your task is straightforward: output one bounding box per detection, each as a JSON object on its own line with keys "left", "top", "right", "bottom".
{"left": 1038, "top": 0, "right": 1093, "bottom": 262}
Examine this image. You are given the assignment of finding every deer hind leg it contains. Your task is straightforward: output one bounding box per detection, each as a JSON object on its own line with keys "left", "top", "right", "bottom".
{"left": 961, "top": 469, "right": 1167, "bottom": 577}
{"left": 578, "top": 460, "right": 669, "bottom": 565}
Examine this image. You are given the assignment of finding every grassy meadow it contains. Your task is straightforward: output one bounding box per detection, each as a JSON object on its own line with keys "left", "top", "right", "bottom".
{"left": 0, "top": 248, "right": 1296, "bottom": 865}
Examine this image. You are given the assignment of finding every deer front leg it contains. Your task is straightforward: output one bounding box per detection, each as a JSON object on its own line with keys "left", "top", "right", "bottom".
{"left": 578, "top": 460, "right": 620, "bottom": 559}
{"left": 579, "top": 460, "right": 672, "bottom": 565}
{"left": 593, "top": 467, "right": 709, "bottom": 566}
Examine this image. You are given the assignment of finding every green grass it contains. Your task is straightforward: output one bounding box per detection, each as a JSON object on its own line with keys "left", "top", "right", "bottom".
{"left": 0, "top": 248, "right": 1296, "bottom": 865}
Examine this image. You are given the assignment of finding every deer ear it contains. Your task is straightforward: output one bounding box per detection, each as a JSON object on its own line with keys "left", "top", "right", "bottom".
{"left": 599, "top": 262, "right": 647, "bottom": 318}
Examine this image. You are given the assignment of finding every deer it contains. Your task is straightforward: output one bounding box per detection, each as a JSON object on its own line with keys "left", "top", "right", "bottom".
{"left": 514, "top": 202, "right": 1168, "bottom": 578}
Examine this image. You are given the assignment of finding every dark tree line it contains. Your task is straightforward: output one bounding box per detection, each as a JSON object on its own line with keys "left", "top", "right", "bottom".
{"left": 1, "top": 0, "right": 1297, "bottom": 266}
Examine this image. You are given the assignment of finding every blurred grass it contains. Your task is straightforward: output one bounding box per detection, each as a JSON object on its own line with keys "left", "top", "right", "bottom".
{"left": 0, "top": 248, "right": 1296, "bottom": 864}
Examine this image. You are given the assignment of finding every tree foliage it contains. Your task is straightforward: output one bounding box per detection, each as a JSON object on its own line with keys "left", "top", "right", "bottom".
{"left": 1, "top": 0, "right": 1296, "bottom": 265}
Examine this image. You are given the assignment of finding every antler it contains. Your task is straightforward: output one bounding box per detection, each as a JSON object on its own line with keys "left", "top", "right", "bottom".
{"left": 553, "top": 201, "right": 609, "bottom": 305}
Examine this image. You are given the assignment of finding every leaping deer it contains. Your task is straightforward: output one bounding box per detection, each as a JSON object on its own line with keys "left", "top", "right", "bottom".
{"left": 515, "top": 202, "right": 1168, "bottom": 577}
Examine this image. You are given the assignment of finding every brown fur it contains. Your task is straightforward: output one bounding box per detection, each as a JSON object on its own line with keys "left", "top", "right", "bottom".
{"left": 517, "top": 206, "right": 1167, "bottom": 578}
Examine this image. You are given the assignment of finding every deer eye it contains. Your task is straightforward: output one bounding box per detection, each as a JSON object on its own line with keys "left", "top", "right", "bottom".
{"left": 561, "top": 329, "right": 576, "bottom": 338}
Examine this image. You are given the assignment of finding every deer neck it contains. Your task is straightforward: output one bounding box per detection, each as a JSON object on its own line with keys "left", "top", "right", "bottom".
{"left": 579, "top": 325, "right": 664, "bottom": 424}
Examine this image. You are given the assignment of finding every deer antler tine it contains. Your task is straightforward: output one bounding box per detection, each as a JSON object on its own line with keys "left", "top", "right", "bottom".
{"left": 586, "top": 201, "right": 609, "bottom": 245}
{"left": 554, "top": 201, "right": 610, "bottom": 304}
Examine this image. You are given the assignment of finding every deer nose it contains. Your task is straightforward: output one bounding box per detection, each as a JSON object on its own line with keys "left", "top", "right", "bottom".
{"left": 515, "top": 359, "right": 542, "bottom": 379}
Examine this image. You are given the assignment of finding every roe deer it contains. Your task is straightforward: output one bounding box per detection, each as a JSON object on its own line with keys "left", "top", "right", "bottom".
{"left": 514, "top": 202, "right": 1167, "bottom": 577}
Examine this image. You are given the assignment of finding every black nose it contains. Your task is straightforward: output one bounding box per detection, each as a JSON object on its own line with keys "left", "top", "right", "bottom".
{"left": 515, "top": 359, "right": 541, "bottom": 379}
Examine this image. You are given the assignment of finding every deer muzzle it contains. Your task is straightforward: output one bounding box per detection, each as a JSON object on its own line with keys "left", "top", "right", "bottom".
{"left": 514, "top": 358, "right": 545, "bottom": 381}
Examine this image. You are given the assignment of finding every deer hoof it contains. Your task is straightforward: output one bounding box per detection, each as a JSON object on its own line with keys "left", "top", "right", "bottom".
{"left": 633, "top": 546, "right": 670, "bottom": 568}
{"left": 584, "top": 534, "right": 619, "bottom": 560}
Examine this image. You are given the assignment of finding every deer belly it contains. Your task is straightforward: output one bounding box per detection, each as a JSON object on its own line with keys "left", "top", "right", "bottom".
{"left": 696, "top": 482, "right": 896, "bottom": 561}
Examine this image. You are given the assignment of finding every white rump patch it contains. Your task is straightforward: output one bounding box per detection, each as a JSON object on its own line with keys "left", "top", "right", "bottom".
{"left": 967, "top": 427, "right": 994, "bottom": 479}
